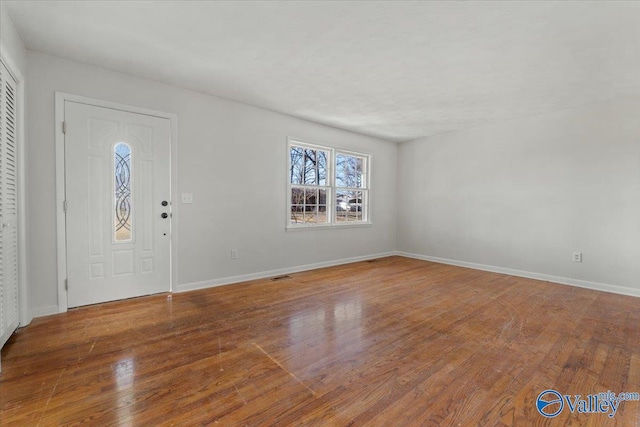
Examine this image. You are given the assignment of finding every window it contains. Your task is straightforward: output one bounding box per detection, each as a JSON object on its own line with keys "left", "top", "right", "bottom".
{"left": 288, "top": 140, "right": 369, "bottom": 228}
{"left": 114, "top": 142, "right": 132, "bottom": 241}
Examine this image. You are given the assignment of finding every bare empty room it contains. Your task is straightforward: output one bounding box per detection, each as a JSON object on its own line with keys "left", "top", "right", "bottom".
{"left": 0, "top": 1, "right": 639, "bottom": 425}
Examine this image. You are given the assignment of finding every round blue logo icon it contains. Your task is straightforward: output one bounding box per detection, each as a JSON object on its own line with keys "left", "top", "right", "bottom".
{"left": 536, "top": 389, "right": 564, "bottom": 418}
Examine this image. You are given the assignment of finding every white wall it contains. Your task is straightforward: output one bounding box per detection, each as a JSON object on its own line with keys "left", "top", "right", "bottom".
{"left": 0, "top": 3, "right": 27, "bottom": 73}
{"left": 27, "top": 52, "right": 398, "bottom": 314}
{"left": 24, "top": 50, "right": 640, "bottom": 315}
{"left": 398, "top": 98, "right": 640, "bottom": 294}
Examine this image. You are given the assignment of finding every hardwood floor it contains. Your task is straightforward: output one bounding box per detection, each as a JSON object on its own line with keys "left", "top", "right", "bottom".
{"left": 1, "top": 256, "right": 639, "bottom": 426}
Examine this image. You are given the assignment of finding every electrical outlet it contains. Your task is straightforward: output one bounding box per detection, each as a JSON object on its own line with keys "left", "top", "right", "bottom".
{"left": 181, "top": 193, "right": 193, "bottom": 204}
{"left": 572, "top": 252, "right": 582, "bottom": 263}
{"left": 231, "top": 249, "right": 239, "bottom": 260}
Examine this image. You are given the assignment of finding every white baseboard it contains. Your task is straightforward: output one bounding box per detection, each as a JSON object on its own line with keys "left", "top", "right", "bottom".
{"left": 175, "top": 251, "right": 398, "bottom": 293}
{"left": 31, "top": 305, "right": 60, "bottom": 319}
{"left": 32, "top": 251, "right": 636, "bottom": 319}
{"left": 397, "top": 251, "right": 640, "bottom": 298}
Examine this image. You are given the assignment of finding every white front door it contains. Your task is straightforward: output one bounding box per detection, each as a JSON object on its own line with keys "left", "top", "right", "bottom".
{"left": 65, "top": 101, "right": 171, "bottom": 308}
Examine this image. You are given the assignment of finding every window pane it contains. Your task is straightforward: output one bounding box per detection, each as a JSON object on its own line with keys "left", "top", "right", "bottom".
{"left": 114, "top": 142, "right": 132, "bottom": 241}
{"left": 336, "top": 153, "right": 363, "bottom": 188}
{"left": 317, "top": 206, "right": 327, "bottom": 223}
{"left": 291, "top": 187, "right": 304, "bottom": 224}
{"left": 304, "top": 206, "right": 319, "bottom": 224}
{"left": 291, "top": 205, "right": 304, "bottom": 224}
{"left": 310, "top": 204, "right": 327, "bottom": 224}
{"left": 317, "top": 150, "right": 328, "bottom": 186}
{"left": 291, "top": 187, "right": 304, "bottom": 205}
{"left": 336, "top": 154, "right": 346, "bottom": 187}
{"left": 304, "top": 149, "right": 318, "bottom": 185}
{"left": 336, "top": 190, "right": 349, "bottom": 222}
{"left": 335, "top": 189, "right": 366, "bottom": 222}
{"left": 318, "top": 189, "right": 327, "bottom": 204}
{"left": 352, "top": 191, "right": 363, "bottom": 221}
{"left": 290, "top": 146, "right": 305, "bottom": 184}
{"left": 349, "top": 191, "right": 362, "bottom": 212}
{"left": 290, "top": 186, "right": 329, "bottom": 225}
{"left": 298, "top": 148, "right": 329, "bottom": 186}
{"left": 305, "top": 188, "right": 318, "bottom": 206}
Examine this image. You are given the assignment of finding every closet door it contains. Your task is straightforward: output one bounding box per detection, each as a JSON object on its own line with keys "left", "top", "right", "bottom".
{"left": 0, "top": 61, "right": 19, "bottom": 349}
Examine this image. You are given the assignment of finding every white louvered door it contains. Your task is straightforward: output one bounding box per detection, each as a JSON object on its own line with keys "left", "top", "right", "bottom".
{"left": 0, "top": 61, "right": 19, "bottom": 350}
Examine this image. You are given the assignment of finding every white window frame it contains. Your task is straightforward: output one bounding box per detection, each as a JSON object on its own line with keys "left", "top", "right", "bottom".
{"left": 286, "top": 138, "right": 371, "bottom": 230}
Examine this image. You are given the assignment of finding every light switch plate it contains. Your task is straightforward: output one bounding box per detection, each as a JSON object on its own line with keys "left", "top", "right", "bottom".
{"left": 181, "top": 193, "right": 193, "bottom": 204}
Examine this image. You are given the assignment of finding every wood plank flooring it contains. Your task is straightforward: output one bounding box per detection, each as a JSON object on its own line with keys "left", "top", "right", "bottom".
{"left": 1, "top": 256, "right": 639, "bottom": 426}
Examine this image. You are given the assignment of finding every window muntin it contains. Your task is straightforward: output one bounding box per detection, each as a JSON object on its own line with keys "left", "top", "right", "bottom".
{"left": 114, "top": 142, "right": 132, "bottom": 241}
{"left": 288, "top": 141, "right": 369, "bottom": 228}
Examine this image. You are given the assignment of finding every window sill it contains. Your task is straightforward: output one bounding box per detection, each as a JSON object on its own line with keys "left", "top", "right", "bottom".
{"left": 286, "top": 222, "right": 373, "bottom": 232}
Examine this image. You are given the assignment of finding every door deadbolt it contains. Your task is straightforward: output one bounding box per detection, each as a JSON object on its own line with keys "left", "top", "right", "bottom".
{"left": 161, "top": 201, "right": 168, "bottom": 206}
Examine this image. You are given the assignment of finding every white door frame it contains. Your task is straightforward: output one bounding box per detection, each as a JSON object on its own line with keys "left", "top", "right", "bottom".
{"left": 0, "top": 42, "right": 29, "bottom": 327}
{"left": 55, "top": 93, "right": 178, "bottom": 313}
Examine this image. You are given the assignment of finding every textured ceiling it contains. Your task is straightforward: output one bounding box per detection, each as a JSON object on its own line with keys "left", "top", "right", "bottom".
{"left": 5, "top": 1, "right": 640, "bottom": 142}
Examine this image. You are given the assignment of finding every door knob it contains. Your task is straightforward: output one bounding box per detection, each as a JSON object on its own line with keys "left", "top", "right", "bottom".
{"left": 161, "top": 213, "right": 168, "bottom": 219}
